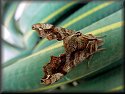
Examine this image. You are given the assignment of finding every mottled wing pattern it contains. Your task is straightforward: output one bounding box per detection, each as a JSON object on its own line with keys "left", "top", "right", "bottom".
{"left": 32, "top": 23, "right": 104, "bottom": 85}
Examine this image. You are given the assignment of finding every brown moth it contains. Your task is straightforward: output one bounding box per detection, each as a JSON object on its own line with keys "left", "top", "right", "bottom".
{"left": 32, "top": 23, "right": 75, "bottom": 41}
{"left": 32, "top": 23, "right": 104, "bottom": 85}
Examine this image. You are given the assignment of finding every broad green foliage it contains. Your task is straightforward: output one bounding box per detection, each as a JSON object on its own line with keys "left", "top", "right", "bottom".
{"left": 20, "top": 1, "right": 78, "bottom": 49}
{"left": 2, "top": 0, "right": 124, "bottom": 92}
{"left": 54, "top": 63, "right": 124, "bottom": 92}
{"left": 3, "top": 1, "right": 24, "bottom": 48}
{"left": 32, "top": 1, "right": 123, "bottom": 53}
{"left": 18, "top": 1, "right": 78, "bottom": 33}
{"left": 2, "top": 49, "right": 32, "bottom": 68}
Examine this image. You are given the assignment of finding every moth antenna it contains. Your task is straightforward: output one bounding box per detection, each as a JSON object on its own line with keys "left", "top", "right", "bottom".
{"left": 96, "top": 35, "right": 107, "bottom": 38}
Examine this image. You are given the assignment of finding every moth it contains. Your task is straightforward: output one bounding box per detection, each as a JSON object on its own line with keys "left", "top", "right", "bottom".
{"left": 32, "top": 23, "right": 104, "bottom": 85}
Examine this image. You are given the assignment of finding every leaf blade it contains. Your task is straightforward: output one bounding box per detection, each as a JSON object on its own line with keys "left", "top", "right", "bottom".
{"left": 33, "top": 1, "right": 123, "bottom": 53}
{"left": 2, "top": 20, "right": 124, "bottom": 91}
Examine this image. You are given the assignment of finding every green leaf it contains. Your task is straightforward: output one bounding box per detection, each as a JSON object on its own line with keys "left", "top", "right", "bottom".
{"left": 53, "top": 63, "right": 124, "bottom": 92}
{"left": 18, "top": 1, "right": 78, "bottom": 33}
{"left": 3, "top": 1, "right": 24, "bottom": 48}
{"left": 2, "top": 17, "right": 124, "bottom": 91}
{"left": 59, "top": 1, "right": 123, "bottom": 30}
{"left": 33, "top": 1, "right": 123, "bottom": 53}
{"left": 20, "top": 1, "right": 78, "bottom": 49}
{"left": 2, "top": 49, "right": 32, "bottom": 68}
{"left": 2, "top": 40, "right": 22, "bottom": 63}
{"left": 2, "top": 39, "right": 24, "bottom": 51}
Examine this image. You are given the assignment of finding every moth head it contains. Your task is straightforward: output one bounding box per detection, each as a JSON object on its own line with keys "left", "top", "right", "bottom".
{"left": 32, "top": 23, "right": 58, "bottom": 40}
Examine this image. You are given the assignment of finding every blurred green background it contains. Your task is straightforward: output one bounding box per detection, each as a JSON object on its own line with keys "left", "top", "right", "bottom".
{"left": 1, "top": 0, "right": 124, "bottom": 93}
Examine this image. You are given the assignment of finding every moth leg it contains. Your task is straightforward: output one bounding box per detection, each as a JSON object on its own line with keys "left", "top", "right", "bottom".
{"left": 86, "top": 41, "right": 95, "bottom": 53}
{"left": 87, "top": 54, "right": 93, "bottom": 68}
{"left": 89, "top": 39, "right": 103, "bottom": 53}
{"left": 86, "top": 41, "right": 96, "bottom": 68}
{"left": 97, "top": 48, "right": 106, "bottom": 52}
{"left": 87, "top": 48, "right": 105, "bottom": 68}
{"left": 86, "top": 40, "right": 101, "bottom": 68}
{"left": 91, "top": 41, "right": 96, "bottom": 53}
{"left": 92, "top": 40, "right": 98, "bottom": 52}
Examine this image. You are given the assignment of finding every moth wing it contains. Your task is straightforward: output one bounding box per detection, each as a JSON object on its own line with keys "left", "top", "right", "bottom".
{"left": 42, "top": 24, "right": 54, "bottom": 29}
